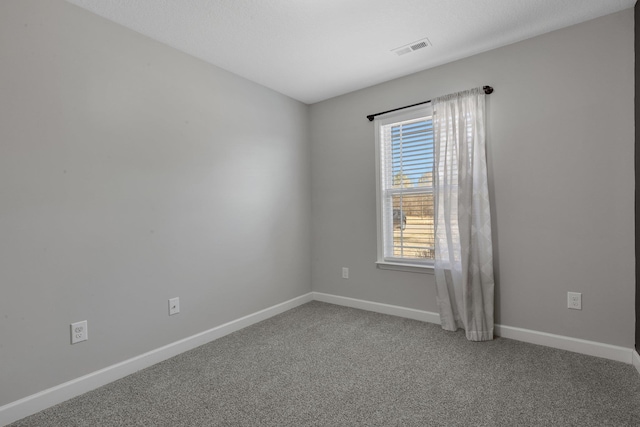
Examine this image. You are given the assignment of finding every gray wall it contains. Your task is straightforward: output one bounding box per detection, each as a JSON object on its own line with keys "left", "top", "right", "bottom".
{"left": 0, "top": 0, "right": 311, "bottom": 406}
{"left": 310, "top": 10, "right": 635, "bottom": 348}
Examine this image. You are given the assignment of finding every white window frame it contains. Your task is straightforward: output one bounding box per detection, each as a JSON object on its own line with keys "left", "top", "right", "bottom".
{"left": 374, "top": 104, "right": 434, "bottom": 273}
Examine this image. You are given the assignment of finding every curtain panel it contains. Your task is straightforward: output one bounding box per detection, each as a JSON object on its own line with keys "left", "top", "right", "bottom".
{"left": 433, "top": 87, "right": 495, "bottom": 342}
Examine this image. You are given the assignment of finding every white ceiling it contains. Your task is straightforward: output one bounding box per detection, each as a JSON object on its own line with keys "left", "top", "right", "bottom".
{"left": 66, "top": 0, "right": 635, "bottom": 104}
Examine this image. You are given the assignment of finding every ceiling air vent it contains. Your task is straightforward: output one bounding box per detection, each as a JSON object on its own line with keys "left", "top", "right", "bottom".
{"left": 392, "top": 37, "right": 431, "bottom": 56}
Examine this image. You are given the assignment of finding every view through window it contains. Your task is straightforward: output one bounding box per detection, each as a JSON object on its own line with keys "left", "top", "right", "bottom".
{"left": 377, "top": 108, "right": 434, "bottom": 265}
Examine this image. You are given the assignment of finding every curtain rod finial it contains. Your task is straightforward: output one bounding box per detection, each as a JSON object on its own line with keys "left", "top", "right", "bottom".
{"left": 483, "top": 86, "right": 494, "bottom": 94}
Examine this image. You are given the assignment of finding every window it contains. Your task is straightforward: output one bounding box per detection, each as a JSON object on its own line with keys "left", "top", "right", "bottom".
{"left": 375, "top": 105, "right": 434, "bottom": 269}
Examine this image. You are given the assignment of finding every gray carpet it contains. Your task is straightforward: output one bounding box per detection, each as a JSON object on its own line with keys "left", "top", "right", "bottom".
{"left": 10, "top": 301, "right": 640, "bottom": 426}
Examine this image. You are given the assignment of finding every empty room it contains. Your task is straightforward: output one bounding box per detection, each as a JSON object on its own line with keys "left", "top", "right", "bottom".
{"left": 1, "top": 0, "right": 639, "bottom": 426}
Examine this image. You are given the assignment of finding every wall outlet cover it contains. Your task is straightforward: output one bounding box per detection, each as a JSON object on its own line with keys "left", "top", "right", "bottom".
{"left": 567, "top": 292, "right": 582, "bottom": 310}
{"left": 71, "top": 320, "right": 88, "bottom": 344}
{"left": 169, "top": 297, "right": 180, "bottom": 315}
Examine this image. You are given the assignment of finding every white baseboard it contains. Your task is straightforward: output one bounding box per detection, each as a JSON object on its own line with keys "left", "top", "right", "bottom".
{"left": 0, "top": 292, "right": 313, "bottom": 427}
{"left": 312, "top": 292, "right": 634, "bottom": 365}
{"left": 1, "top": 291, "right": 635, "bottom": 426}
{"left": 312, "top": 292, "right": 441, "bottom": 324}
{"left": 494, "top": 324, "right": 633, "bottom": 364}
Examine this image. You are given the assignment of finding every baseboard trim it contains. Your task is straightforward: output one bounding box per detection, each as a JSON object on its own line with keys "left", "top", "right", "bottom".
{"left": 0, "top": 292, "right": 314, "bottom": 427}
{"left": 2, "top": 291, "right": 634, "bottom": 426}
{"left": 494, "top": 324, "right": 633, "bottom": 364}
{"left": 312, "top": 292, "right": 634, "bottom": 364}
{"left": 312, "top": 292, "right": 441, "bottom": 324}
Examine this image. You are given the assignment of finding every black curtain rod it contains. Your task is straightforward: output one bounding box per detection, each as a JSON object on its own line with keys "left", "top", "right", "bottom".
{"left": 366, "top": 85, "right": 494, "bottom": 122}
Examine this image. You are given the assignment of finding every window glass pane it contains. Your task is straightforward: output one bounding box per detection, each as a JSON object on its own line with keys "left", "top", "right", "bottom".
{"left": 390, "top": 119, "right": 433, "bottom": 189}
{"left": 391, "top": 194, "right": 434, "bottom": 260}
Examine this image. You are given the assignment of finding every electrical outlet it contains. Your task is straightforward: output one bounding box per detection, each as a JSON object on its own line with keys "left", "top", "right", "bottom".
{"left": 169, "top": 297, "right": 180, "bottom": 315}
{"left": 567, "top": 292, "right": 582, "bottom": 310}
{"left": 70, "top": 320, "right": 88, "bottom": 344}
{"left": 342, "top": 267, "right": 349, "bottom": 279}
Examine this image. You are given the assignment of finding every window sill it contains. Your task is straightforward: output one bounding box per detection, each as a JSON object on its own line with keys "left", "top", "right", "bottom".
{"left": 375, "top": 261, "right": 434, "bottom": 274}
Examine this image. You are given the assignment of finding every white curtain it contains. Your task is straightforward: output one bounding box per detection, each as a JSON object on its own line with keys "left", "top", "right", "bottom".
{"left": 433, "top": 87, "right": 494, "bottom": 342}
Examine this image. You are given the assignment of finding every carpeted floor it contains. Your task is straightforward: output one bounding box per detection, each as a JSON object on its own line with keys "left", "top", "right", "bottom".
{"left": 10, "top": 301, "right": 640, "bottom": 426}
